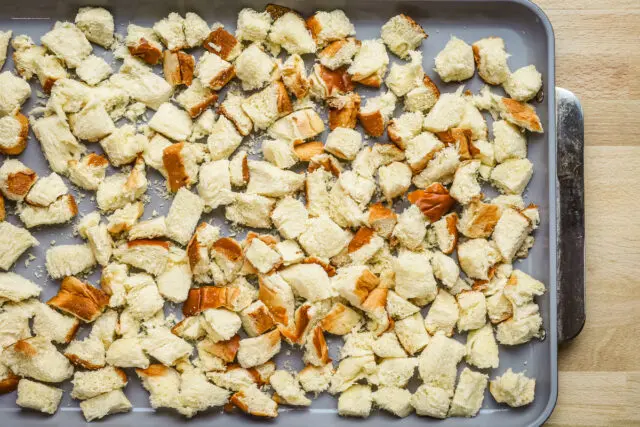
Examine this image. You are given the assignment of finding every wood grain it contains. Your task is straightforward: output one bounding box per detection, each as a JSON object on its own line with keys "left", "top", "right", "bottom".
{"left": 534, "top": 0, "right": 640, "bottom": 424}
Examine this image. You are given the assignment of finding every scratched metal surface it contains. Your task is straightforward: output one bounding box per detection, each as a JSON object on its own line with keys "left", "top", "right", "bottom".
{"left": 0, "top": 0, "right": 558, "bottom": 425}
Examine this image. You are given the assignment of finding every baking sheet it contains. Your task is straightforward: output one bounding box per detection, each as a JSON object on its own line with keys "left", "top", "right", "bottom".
{"left": 0, "top": 0, "right": 557, "bottom": 425}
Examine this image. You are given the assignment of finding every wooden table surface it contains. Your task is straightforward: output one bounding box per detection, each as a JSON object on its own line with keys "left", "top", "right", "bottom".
{"left": 532, "top": 0, "right": 640, "bottom": 425}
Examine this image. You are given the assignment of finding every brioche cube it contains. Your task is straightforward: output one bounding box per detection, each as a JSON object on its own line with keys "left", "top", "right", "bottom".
{"left": 176, "top": 78, "right": 217, "bottom": 118}
{"left": 11, "top": 35, "right": 45, "bottom": 80}
{"left": 0, "top": 273, "right": 41, "bottom": 302}
{"left": 490, "top": 158, "right": 533, "bottom": 195}
{"left": 153, "top": 13, "right": 187, "bottom": 51}
{"left": 45, "top": 244, "right": 95, "bottom": 279}
{"left": 318, "top": 37, "right": 360, "bottom": 71}
{"left": 0, "top": 71, "right": 31, "bottom": 116}
{"left": 411, "top": 384, "right": 452, "bottom": 418}
{"left": 466, "top": 323, "right": 499, "bottom": 369}
{"left": 70, "top": 366, "right": 127, "bottom": 400}
{"left": 207, "top": 115, "right": 243, "bottom": 161}
{"left": 412, "top": 145, "right": 460, "bottom": 188}
{"left": 80, "top": 389, "right": 132, "bottom": 421}
{"left": 106, "top": 202, "right": 142, "bottom": 235}
{"left": 271, "top": 197, "right": 308, "bottom": 240}
{"left": 456, "top": 291, "right": 487, "bottom": 332}
{"left": 489, "top": 368, "right": 535, "bottom": 407}
{"left": 219, "top": 92, "right": 253, "bottom": 136}
{"left": 235, "top": 43, "right": 278, "bottom": 91}
{"left": 348, "top": 39, "right": 388, "bottom": 87}
{"left": 307, "top": 10, "right": 355, "bottom": 47}
{"left": 110, "top": 58, "right": 171, "bottom": 109}
{"left": 418, "top": 332, "right": 465, "bottom": 391}
{"left": 31, "top": 301, "right": 80, "bottom": 344}
{"left": 100, "top": 124, "right": 146, "bottom": 167}
{"left": 184, "top": 12, "right": 209, "bottom": 48}
{"left": 423, "top": 88, "right": 466, "bottom": 132}
{"left": 431, "top": 251, "right": 461, "bottom": 290}
{"left": 246, "top": 160, "right": 305, "bottom": 198}
{"left": 496, "top": 303, "right": 542, "bottom": 345}
{"left": 338, "top": 384, "right": 372, "bottom": 418}
{"left": 262, "top": 139, "right": 297, "bottom": 169}
{"left": 0, "top": 159, "right": 37, "bottom": 202}
{"left": 1, "top": 336, "right": 74, "bottom": 382}
{"left": 492, "top": 208, "right": 531, "bottom": 262}
{"left": 241, "top": 81, "right": 292, "bottom": 130}
{"left": 268, "top": 109, "right": 325, "bottom": 142}
{"left": 435, "top": 37, "right": 475, "bottom": 82}
{"left": 280, "top": 263, "right": 332, "bottom": 302}
{"left": 41, "top": 21, "right": 92, "bottom": 68}
{"left": 24, "top": 172, "right": 67, "bottom": 207}
{"left": 324, "top": 127, "right": 362, "bottom": 160}
{"left": 381, "top": 14, "right": 426, "bottom": 58}
{"left": 16, "top": 379, "right": 63, "bottom": 414}
{"left": 449, "top": 368, "right": 488, "bottom": 417}
{"left": 237, "top": 330, "right": 281, "bottom": 368}
{"left": 373, "top": 386, "right": 413, "bottom": 417}
{"left": 75, "top": 7, "right": 114, "bottom": 48}
{"left": 114, "top": 240, "right": 168, "bottom": 276}
{"left": 64, "top": 336, "right": 106, "bottom": 369}
{"left": 425, "top": 289, "right": 459, "bottom": 336}
{"left": 236, "top": 8, "right": 272, "bottom": 42}
{"left": 330, "top": 355, "right": 376, "bottom": 394}
{"left": 274, "top": 240, "right": 304, "bottom": 266}
{"left": 198, "top": 160, "right": 234, "bottom": 211}
{"left": 0, "top": 30, "right": 9, "bottom": 70}
{"left": 392, "top": 205, "right": 427, "bottom": 250}
{"left": 270, "top": 370, "right": 311, "bottom": 406}
{"left": 370, "top": 357, "right": 417, "bottom": 388}
{"left": 405, "top": 75, "right": 440, "bottom": 113}
{"left": 245, "top": 238, "right": 282, "bottom": 274}
{"left": 143, "top": 327, "right": 192, "bottom": 366}
{"left": 405, "top": 132, "right": 444, "bottom": 172}
{"left": 76, "top": 55, "right": 112, "bottom": 85}
{"left": 394, "top": 312, "right": 430, "bottom": 355}
{"left": 385, "top": 290, "right": 420, "bottom": 320}
{"left": 336, "top": 170, "right": 375, "bottom": 206}
{"left": 106, "top": 337, "right": 149, "bottom": 368}
{"left": 358, "top": 90, "right": 396, "bottom": 136}
{"left": 148, "top": 102, "right": 192, "bottom": 141}
{"left": 226, "top": 193, "right": 275, "bottom": 229}
{"left": 432, "top": 213, "right": 459, "bottom": 254}
{"left": 0, "top": 112, "right": 29, "bottom": 156}
{"left": 96, "top": 159, "right": 147, "bottom": 211}
{"left": 386, "top": 50, "right": 424, "bottom": 96}
{"left": 268, "top": 12, "right": 316, "bottom": 55}
{"left": 196, "top": 51, "right": 235, "bottom": 90}
{"left": 450, "top": 160, "right": 482, "bottom": 205}
{"left": 230, "top": 385, "right": 278, "bottom": 418}
{"left": 504, "top": 269, "right": 545, "bottom": 306}
{"left": 387, "top": 111, "right": 423, "bottom": 149}
{"left": 35, "top": 55, "right": 69, "bottom": 93}
{"left": 472, "top": 37, "right": 510, "bottom": 85}
{"left": 457, "top": 238, "right": 501, "bottom": 280}
{"left": 503, "top": 65, "right": 542, "bottom": 102}
{"left": 165, "top": 188, "right": 204, "bottom": 245}
{"left": 299, "top": 363, "right": 333, "bottom": 393}
{"left": 0, "top": 222, "right": 39, "bottom": 270}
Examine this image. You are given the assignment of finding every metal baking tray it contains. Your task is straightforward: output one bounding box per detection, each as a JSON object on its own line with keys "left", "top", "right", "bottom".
{"left": 0, "top": 0, "right": 585, "bottom": 425}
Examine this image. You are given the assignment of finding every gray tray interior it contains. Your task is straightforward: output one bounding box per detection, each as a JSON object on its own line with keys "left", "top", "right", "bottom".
{"left": 0, "top": 0, "right": 557, "bottom": 425}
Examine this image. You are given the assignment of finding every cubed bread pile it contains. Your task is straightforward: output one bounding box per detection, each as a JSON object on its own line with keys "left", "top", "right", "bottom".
{"left": 0, "top": 4, "right": 545, "bottom": 421}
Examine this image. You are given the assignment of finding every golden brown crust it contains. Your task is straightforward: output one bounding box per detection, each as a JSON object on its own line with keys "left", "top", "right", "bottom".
{"left": 244, "top": 303, "right": 276, "bottom": 336}
{"left": 241, "top": 155, "right": 250, "bottom": 183}
{"left": 178, "top": 52, "right": 195, "bottom": 86}
{"left": 407, "top": 183, "right": 456, "bottom": 223}
{"left": 86, "top": 153, "right": 109, "bottom": 167}
{"left": 203, "top": 27, "right": 239, "bottom": 61}
{"left": 278, "top": 304, "right": 311, "bottom": 344}
{"left": 0, "top": 371, "right": 20, "bottom": 394}
{"left": 136, "top": 364, "right": 170, "bottom": 378}
{"left": 207, "top": 65, "right": 236, "bottom": 91}
{"left": 310, "top": 325, "right": 331, "bottom": 364}
{"left": 305, "top": 16, "right": 321, "bottom": 41}
{"left": 293, "top": 141, "right": 324, "bottom": 161}
{"left": 462, "top": 201, "right": 501, "bottom": 238}
{"left": 307, "top": 155, "right": 341, "bottom": 177}
{"left": 66, "top": 194, "right": 79, "bottom": 217}
{"left": 318, "top": 65, "right": 355, "bottom": 97}
{"left": 358, "top": 110, "right": 385, "bottom": 137}
{"left": 47, "top": 276, "right": 110, "bottom": 323}
{"left": 351, "top": 72, "right": 382, "bottom": 88}
{"left": 302, "top": 256, "right": 336, "bottom": 277}
{"left": 265, "top": 3, "right": 295, "bottom": 20}
{"left": 361, "top": 287, "right": 387, "bottom": 312}
{"left": 0, "top": 194, "right": 5, "bottom": 222}
{"left": 162, "top": 142, "right": 189, "bottom": 192}
{"left": 182, "top": 286, "right": 238, "bottom": 316}
{"left": 6, "top": 169, "right": 37, "bottom": 199}
{"left": 13, "top": 339, "right": 36, "bottom": 357}
{"left": 200, "top": 335, "right": 240, "bottom": 363}
{"left": 437, "top": 128, "right": 474, "bottom": 160}
{"left": 0, "top": 113, "right": 29, "bottom": 155}
{"left": 65, "top": 353, "right": 104, "bottom": 370}
{"left": 127, "top": 239, "right": 170, "bottom": 250}
{"left": 162, "top": 51, "right": 181, "bottom": 86}
{"left": 500, "top": 98, "right": 543, "bottom": 132}
{"left": 318, "top": 37, "right": 360, "bottom": 61}
{"left": 230, "top": 390, "right": 278, "bottom": 418}
{"left": 348, "top": 227, "right": 375, "bottom": 254}
{"left": 368, "top": 203, "right": 397, "bottom": 224}
{"left": 274, "top": 80, "right": 293, "bottom": 116}
{"left": 354, "top": 269, "right": 380, "bottom": 304}
{"left": 186, "top": 92, "right": 218, "bottom": 118}
{"left": 186, "top": 223, "right": 207, "bottom": 271}
{"left": 128, "top": 38, "right": 162, "bottom": 65}
{"left": 320, "top": 303, "right": 356, "bottom": 335}
{"left": 258, "top": 276, "right": 289, "bottom": 326}
{"left": 328, "top": 92, "right": 360, "bottom": 130}
{"left": 400, "top": 14, "right": 427, "bottom": 37}
{"left": 443, "top": 213, "right": 459, "bottom": 255}
{"left": 423, "top": 75, "right": 440, "bottom": 98}
{"left": 213, "top": 237, "right": 244, "bottom": 262}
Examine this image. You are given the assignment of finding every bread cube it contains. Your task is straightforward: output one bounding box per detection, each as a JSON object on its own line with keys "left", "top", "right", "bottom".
{"left": 370, "top": 357, "right": 417, "bottom": 388}
{"left": 30, "top": 301, "right": 80, "bottom": 344}
{"left": 1, "top": 336, "right": 73, "bottom": 383}
{"left": 386, "top": 50, "right": 424, "bottom": 96}
{"left": 16, "top": 379, "right": 63, "bottom": 414}
{"left": 0, "top": 159, "right": 37, "bottom": 202}
{"left": 64, "top": 336, "right": 106, "bottom": 369}
{"left": 435, "top": 36, "right": 475, "bottom": 82}
{"left": 392, "top": 205, "right": 427, "bottom": 250}
{"left": 31, "top": 112, "right": 86, "bottom": 175}
{"left": 75, "top": 7, "right": 115, "bottom": 48}
{"left": 405, "top": 75, "right": 440, "bottom": 113}
{"left": 100, "top": 124, "right": 146, "bottom": 167}
{"left": 234, "top": 43, "right": 277, "bottom": 91}
{"left": 472, "top": 37, "right": 510, "bottom": 85}
{"left": 237, "top": 329, "right": 281, "bottom": 368}
{"left": 424, "top": 289, "right": 459, "bottom": 336}
{"left": 465, "top": 322, "right": 499, "bottom": 369}
{"left": 338, "top": 384, "right": 372, "bottom": 417}
{"left": 70, "top": 366, "right": 127, "bottom": 400}
{"left": 318, "top": 37, "right": 360, "bottom": 70}
{"left": 492, "top": 208, "right": 531, "bottom": 262}
{"left": 495, "top": 303, "right": 542, "bottom": 345}
{"left": 80, "top": 389, "right": 132, "bottom": 421}
{"left": 449, "top": 367, "right": 488, "bottom": 417}
{"left": 148, "top": 102, "right": 192, "bottom": 141}
{"left": 411, "top": 384, "right": 452, "bottom": 418}
{"left": 387, "top": 111, "right": 423, "bottom": 149}
{"left": 241, "top": 81, "right": 292, "bottom": 130}
{"left": 0, "top": 112, "right": 29, "bottom": 155}
{"left": 450, "top": 160, "right": 482, "bottom": 205}
{"left": 76, "top": 54, "right": 112, "bottom": 85}
{"left": 196, "top": 51, "right": 235, "bottom": 90}
{"left": 226, "top": 193, "right": 275, "bottom": 229}
{"left": 418, "top": 332, "right": 465, "bottom": 390}
{"left": 42, "top": 21, "right": 92, "bottom": 68}
{"left": 230, "top": 385, "right": 278, "bottom": 418}
{"left": 175, "top": 79, "right": 217, "bottom": 118}
{"left": 489, "top": 368, "right": 535, "bottom": 407}
{"left": 270, "top": 370, "right": 311, "bottom": 406}
{"left": 394, "top": 312, "right": 430, "bottom": 355}
{"left": 423, "top": 88, "right": 466, "bottom": 132}
{"left": 203, "top": 25, "right": 241, "bottom": 61}
{"left": 165, "top": 187, "right": 204, "bottom": 245}
{"left": 236, "top": 8, "right": 272, "bottom": 42}
{"left": 347, "top": 39, "right": 388, "bottom": 87}
{"left": 299, "top": 363, "right": 333, "bottom": 393}
{"left": 358, "top": 90, "right": 396, "bottom": 137}
{"left": 306, "top": 10, "right": 355, "bottom": 48}
{"left": 246, "top": 160, "right": 304, "bottom": 197}
{"left": 268, "top": 12, "right": 316, "bottom": 55}
{"left": 503, "top": 65, "right": 542, "bottom": 101}
{"left": 381, "top": 14, "right": 426, "bottom": 58}
{"left": 197, "top": 160, "right": 234, "bottom": 211}
{"left": 111, "top": 58, "right": 172, "bottom": 109}
{"left": 412, "top": 145, "right": 460, "bottom": 189}
{"left": 405, "top": 132, "right": 445, "bottom": 172}
{"left": 491, "top": 158, "right": 533, "bottom": 195}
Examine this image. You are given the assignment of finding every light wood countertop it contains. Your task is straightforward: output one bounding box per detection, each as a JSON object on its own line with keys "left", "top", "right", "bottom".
{"left": 534, "top": 0, "right": 640, "bottom": 424}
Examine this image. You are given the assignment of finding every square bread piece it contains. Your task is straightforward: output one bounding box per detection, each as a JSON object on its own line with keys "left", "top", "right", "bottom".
{"left": 80, "top": 389, "right": 132, "bottom": 421}
{"left": 75, "top": 7, "right": 114, "bottom": 48}
{"left": 435, "top": 36, "right": 475, "bottom": 82}
{"left": 489, "top": 368, "right": 535, "bottom": 407}
{"left": 16, "top": 379, "right": 63, "bottom": 415}
{"left": 448, "top": 368, "right": 488, "bottom": 418}
{"left": 338, "top": 384, "right": 372, "bottom": 418}
{"left": 381, "top": 14, "right": 427, "bottom": 58}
